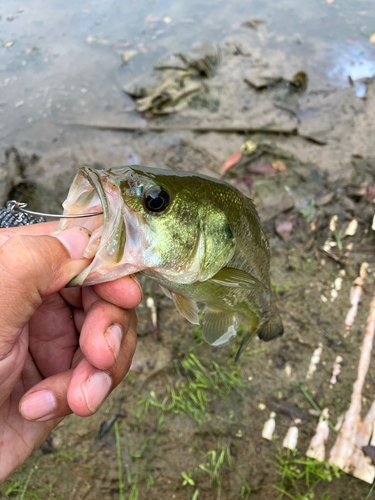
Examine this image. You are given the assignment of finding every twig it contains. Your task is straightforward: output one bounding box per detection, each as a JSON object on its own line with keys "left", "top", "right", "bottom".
{"left": 69, "top": 122, "right": 299, "bottom": 136}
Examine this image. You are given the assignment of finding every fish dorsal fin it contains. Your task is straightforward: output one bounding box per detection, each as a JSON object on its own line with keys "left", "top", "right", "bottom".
{"left": 209, "top": 267, "right": 265, "bottom": 290}
{"left": 202, "top": 307, "right": 239, "bottom": 346}
{"left": 197, "top": 209, "right": 236, "bottom": 282}
{"left": 160, "top": 286, "right": 199, "bottom": 325}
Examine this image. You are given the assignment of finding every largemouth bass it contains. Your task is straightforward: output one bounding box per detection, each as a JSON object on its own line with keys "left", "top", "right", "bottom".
{"left": 57, "top": 165, "right": 283, "bottom": 359}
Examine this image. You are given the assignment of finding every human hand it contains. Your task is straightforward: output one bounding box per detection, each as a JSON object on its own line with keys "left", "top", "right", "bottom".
{"left": 0, "top": 222, "right": 142, "bottom": 482}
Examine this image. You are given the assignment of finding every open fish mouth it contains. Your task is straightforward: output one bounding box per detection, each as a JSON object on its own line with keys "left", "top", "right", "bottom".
{"left": 57, "top": 166, "right": 129, "bottom": 286}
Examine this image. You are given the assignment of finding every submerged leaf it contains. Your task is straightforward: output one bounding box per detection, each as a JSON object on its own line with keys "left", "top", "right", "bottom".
{"left": 275, "top": 215, "right": 293, "bottom": 240}
{"left": 221, "top": 151, "right": 242, "bottom": 174}
{"left": 247, "top": 163, "right": 274, "bottom": 175}
{"left": 272, "top": 160, "right": 287, "bottom": 172}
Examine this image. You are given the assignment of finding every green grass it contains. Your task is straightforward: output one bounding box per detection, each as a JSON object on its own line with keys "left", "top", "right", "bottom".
{"left": 299, "top": 199, "right": 315, "bottom": 223}
{"left": 114, "top": 421, "right": 125, "bottom": 500}
{"left": 134, "top": 352, "right": 247, "bottom": 426}
{"left": 5, "top": 468, "right": 37, "bottom": 500}
{"left": 180, "top": 444, "right": 254, "bottom": 500}
{"left": 273, "top": 449, "right": 342, "bottom": 500}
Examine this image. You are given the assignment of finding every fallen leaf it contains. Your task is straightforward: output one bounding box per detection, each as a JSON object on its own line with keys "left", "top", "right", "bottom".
{"left": 163, "top": 16, "right": 172, "bottom": 24}
{"left": 233, "top": 176, "right": 253, "bottom": 194}
{"left": 241, "top": 19, "right": 266, "bottom": 30}
{"left": 113, "top": 41, "right": 132, "bottom": 48}
{"left": 4, "top": 40, "right": 15, "bottom": 47}
{"left": 221, "top": 151, "right": 242, "bottom": 174}
{"left": 86, "top": 35, "right": 109, "bottom": 45}
{"left": 269, "top": 400, "right": 307, "bottom": 421}
{"left": 145, "top": 13, "right": 161, "bottom": 23}
{"left": 241, "top": 140, "right": 258, "bottom": 155}
{"left": 275, "top": 215, "right": 293, "bottom": 240}
{"left": 247, "top": 163, "right": 274, "bottom": 175}
{"left": 369, "top": 184, "right": 375, "bottom": 202}
{"left": 120, "top": 50, "right": 138, "bottom": 65}
{"left": 370, "top": 34, "right": 375, "bottom": 43}
{"left": 326, "top": 0, "right": 334, "bottom": 3}
{"left": 272, "top": 160, "right": 287, "bottom": 172}
{"left": 25, "top": 48, "right": 33, "bottom": 55}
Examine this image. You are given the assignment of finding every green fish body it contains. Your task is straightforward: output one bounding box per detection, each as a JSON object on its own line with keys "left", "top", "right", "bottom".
{"left": 57, "top": 166, "right": 283, "bottom": 357}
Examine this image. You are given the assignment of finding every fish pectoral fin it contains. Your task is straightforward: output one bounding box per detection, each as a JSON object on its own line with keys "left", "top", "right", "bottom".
{"left": 160, "top": 286, "right": 199, "bottom": 325}
{"left": 202, "top": 307, "right": 239, "bottom": 346}
{"left": 209, "top": 267, "right": 265, "bottom": 290}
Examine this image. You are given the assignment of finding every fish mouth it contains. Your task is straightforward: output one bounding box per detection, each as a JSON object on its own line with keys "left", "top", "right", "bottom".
{"left": 57, "top": 166, "right": 127, "bottom": 286}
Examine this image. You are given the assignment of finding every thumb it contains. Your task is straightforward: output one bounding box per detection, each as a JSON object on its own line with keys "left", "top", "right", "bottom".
{"left": 0, "top": 227, "right": 91, "bottom": 352}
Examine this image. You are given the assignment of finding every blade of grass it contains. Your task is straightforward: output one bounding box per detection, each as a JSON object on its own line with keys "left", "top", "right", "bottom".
{"left": 297, "top": 384, "right": 338, "bottom": 434}
{"left": 114, "top": 421, "right": 125, "bottom": 500}
{"left": 19, "top": 468, "right": 34, "bottom": 500}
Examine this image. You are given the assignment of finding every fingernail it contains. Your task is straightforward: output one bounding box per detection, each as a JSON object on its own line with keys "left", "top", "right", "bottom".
{"left": 21, "top": 390, "right": 57, "bottom": 421}
{"left": 104, "top": 324, "right": 123, "bottom": 361}
{"left": 53, "top": 227, "right": 91, "bottom": 260}
{"left": 82, "top": 372, "right": 112, "bottom": 413}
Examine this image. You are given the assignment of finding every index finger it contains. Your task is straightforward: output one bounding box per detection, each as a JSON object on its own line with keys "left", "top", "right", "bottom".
{"left": 0, "top": 221, "right": 58, "bottom": 246}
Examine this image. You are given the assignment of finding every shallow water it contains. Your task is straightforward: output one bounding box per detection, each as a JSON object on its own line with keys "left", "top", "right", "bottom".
{"left": 1, "top": 0, "right": 375, "bottom": 151}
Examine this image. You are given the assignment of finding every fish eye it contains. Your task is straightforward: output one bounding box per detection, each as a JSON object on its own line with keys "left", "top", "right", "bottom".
{"left": 144, "top": 186, "right": 170, "bottom": 213}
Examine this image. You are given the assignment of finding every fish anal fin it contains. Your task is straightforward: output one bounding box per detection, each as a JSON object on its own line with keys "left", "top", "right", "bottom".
{"left": 160, "top": 286, "right": 199, "bottom": 325}
{"left": 202, "top": 307, "right": 239, "bottom": 346}
{"left": 209, "top": 267, "right": 265, "bottom": 290}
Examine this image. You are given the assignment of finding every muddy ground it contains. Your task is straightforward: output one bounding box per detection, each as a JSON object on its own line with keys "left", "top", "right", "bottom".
{"left": 1, "top": 45, "right": 375, "bottom": 500}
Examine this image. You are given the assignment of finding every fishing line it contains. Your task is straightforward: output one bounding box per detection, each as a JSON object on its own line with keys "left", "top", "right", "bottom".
{"left": 7, "top": 200, "right": 103, "bottom": 222}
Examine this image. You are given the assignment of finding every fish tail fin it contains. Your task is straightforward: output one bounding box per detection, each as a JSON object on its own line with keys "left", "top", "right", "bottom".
{"left": 235, "top": 307, "right": 283, "bottom": 362}
{"left": 257, "top": 306, "right": 284, "bottom": 342}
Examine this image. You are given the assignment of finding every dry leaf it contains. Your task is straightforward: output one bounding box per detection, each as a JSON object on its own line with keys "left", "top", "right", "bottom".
{"left": 370, "top": 34, "right": 375, "bottom": 43}
{"left": 4, "top": 40, "right": 14, "bottom": 47}
{"left": 272, "top": 160, "right": 287, "bottom": 172}
{"left": 86, "top": 35, "right": 109, "bottom": 45}
{"left": 233, "top": 176, "right": 253, "bottom": 194}
{"left": 120, "top": 50, "right": 138, "bottom": 65}
{"left": 240, "top": 140, "right": 258, "bottom": 155}
{"left": 221, "top": 151, "right": 242, "bottom": 174}
{"left": 163, "top": 16, "right": 172, "bottom": 24}
{"left": 326, "top": 0, "right": 334, "bottom": 3}
{"left": 247, "top": 163, "right": 274, "bottom": 175}
{"left": 275, "top": 215, "right": 293, "bottom": 240}
{"left": 367, "top": 184, "right": 375, "bottom": 202}
{"left": 114, "top": 41, "right": 132, "bottom": 49}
